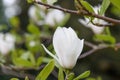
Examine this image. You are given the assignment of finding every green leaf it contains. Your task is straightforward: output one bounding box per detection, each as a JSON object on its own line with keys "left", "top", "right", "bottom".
{"left": 97, "top": 76, "right": 102, "bottom": 80}
{"left": 80, "top": 0, "right": 94, "bottom": 20}
{"left": 41, "top": 0, "right": 57, "bottom": 4}
{"left": 10, "top": 78, "right": 19, "bottom": 80}
{"left": 67, "top": 73, "right": 75, "bottom": 80}
{"left": 36, "top": 57, "right": 43, "bottom": 67}
{"left": 27, "top": 0, "right": 33, "bottom": 3}
{"left": 99, "top": 0, "right": 110, "bottom": 15}
{"left": 59, "top": 13, "right": 70, "bottom": 27}
{"left": 58, "top": 67, "right": 64, "bottom": 80}
{"left": 41, "top": 0, "right": 47, "bottom": 3}
{"left": 25, "top": 76, "right": 29, "bottom": 80}
{"left": 13, "top": 58, "right": 34, "bottom": 67}
{"left": 27, "top": 23, "right": 40, "bottom": 35}
{"left": 94, "top": 34, "right": 116, "bottom": 44}
{"left": 74, "top": 70, "right": 90, "bottom": 80}
{"left": 110, "top": 0, "right": 120, "bottom": 11}
{"left": 86, "top": 77, "right": 96, "bottom": 80}
{"left": 48, "top": 0, "right": 57, "bottom": 4}
{"left": 111, "top": 6, "right": 120, "bottom": 16}
{"left": 9, "top": 17, "right": 20, "bottom": 28}
{"left": 35, "top": 60, "right": 55, "bottom": 80}
{"left": 105, "top": 27, "right": 111, "bottom": 35}
{"left": 81, "top": 0, "right": 94, "bottom": 13}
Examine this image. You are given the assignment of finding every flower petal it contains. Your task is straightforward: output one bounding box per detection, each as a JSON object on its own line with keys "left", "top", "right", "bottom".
{"left": 53, "top": 27, "right": 84, "bottom": 69}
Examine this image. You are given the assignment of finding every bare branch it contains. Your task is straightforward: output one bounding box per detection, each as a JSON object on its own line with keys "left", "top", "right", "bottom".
{"left": 84, "top": 41, "right": 97, "bottom": 49}
{"left": 79, "top": 42, "right": 120, "bottom": 59}
{"left": 0, "top": 65, "right": 35, "bottom": 80}
{"left": 79, "top": 45, "right": 108, "bottom": 59}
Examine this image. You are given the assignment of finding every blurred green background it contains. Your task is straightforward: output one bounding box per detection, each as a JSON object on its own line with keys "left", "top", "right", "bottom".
{"left": 0, "top": 0, "right": 120, "bottom": 80}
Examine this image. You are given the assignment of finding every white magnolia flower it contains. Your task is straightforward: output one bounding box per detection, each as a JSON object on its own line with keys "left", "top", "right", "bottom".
{"left": 79, "top": 5, "right": 108, "bottom": 34}
{"left": 28, "top": 5, "right": 66, "bottom": 26}
{"left": 3, "top": 0, "right": 21, "bottom": 18}
{"left": 28, "top": 5, "right": 45, "bottom": 25}
{"left": 29, "top": 41, "right": 36, "bottom": 47}
{"left": 0, "top": 33, "right": 15, "bottom": 55}
{"left": 45, "top": 9, "right": 65, "bottom": 26}
{"left": 42, "top": 27, "right": 84, "bottom": 69}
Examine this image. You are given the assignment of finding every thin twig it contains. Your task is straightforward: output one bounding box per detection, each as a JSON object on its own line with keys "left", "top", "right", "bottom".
{"left": 34, "top": 1, "right": 120, "bottom": 25}
{"left": 79, "top": 42, "right": 120, "bottom": 59}
{"left": 79, "top": 45, "right": 108, "bottom": 59}
{"left": 84, "top": 41, "right": 97, "bottom": 49}
{"left": 0, "top": 65, "right": 35, "bottom": 80}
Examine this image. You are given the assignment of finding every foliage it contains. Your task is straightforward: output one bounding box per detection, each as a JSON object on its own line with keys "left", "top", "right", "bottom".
{"left": 0, "top": 0, "right": 120, "bottom": 80}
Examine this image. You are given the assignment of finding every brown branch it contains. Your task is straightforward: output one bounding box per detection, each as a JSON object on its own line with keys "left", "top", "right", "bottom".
{"left": 84, "top": 41, "right": 97, "bottom": 49}
{"left": 79, "top": 44, "right": 108, "bottom": 59}
{"left": 0, "top": 65, "right": 35, "bottom": 80}
{"left": 79, "top": 42, "right": 120, "bottom": 59}
{"left": 34, "top": 0, "right": 120, "bottom": 25}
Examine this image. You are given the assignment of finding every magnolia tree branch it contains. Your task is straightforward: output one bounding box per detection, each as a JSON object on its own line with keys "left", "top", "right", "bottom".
{"left": 0, "top": 65, "right": 35, "bottom": 80}
{"left": 79, "top": 43, "right": 108, "bottom": 59}
{"left": 0, "top": 64, "right": 58, "bottom": 79}
{"left": 34, "top": 1, "right": 120, "bottom": 25}
{"left": 79, "top": 41, "right": 120, "bottom": 59}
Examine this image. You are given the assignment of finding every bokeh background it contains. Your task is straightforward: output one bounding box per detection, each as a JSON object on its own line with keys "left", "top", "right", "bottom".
{"left": 0, "top": 0, "right": 120, "bottom": 80}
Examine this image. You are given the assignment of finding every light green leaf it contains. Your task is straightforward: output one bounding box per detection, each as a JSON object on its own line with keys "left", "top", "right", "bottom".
{"left": 86, "top": 77, "right": 96, "bottom": 80}
{"left": 36, "top": 57, "right": 43, "bottom": 67}
{"left": 94, "top": 34, "right": 116, "bottom": 44}
{"left": 99, "top": 0, "right": 110, "bottom": 15}
{"left": 58, "top": 67, "right": 64, "bottom": 80}
{"left": 59, "top": 13, "right": 70, "bottom": 27}
{"left": 27, "top": 23, "right": 40, "bottom": 35}
{"left": 25, "top": 76, "right": 29, "bottom": 80}
{"left": 74, "top": 70, "right": 90, "bottom": 80}
{"left": 81, "top": 0, "right": 94, "bottom": 13}
{"left": 97, "top": 76, "right": 102, "bottom": 80}
{"left": 13, "top": 58, "right": 34, "bottom": 67}
{"left": 48, "top": 0, "right": 57, "bottom": 4}
{"left": 35, "top": 60, "right": 55, "bottom": 80}
{"left": 41, "top": 0, "right": 57, "bottom": 5}
{"left": 80, "top": 0, "right": 94, "bottom": 20}
{"left": 9, "top": 17, "right": 20, "bottom": 28}
{"left": 110, "top": 0, "right": 120, "bottom": 11}
{"left": 111, "top": 6, "right": 120, "bottom": 16}
{"left": 41, "top": 0, "right": 47, "bottom": 3}
{"left": 67, "top": 73, "right": 75, "bottom": 80}
{"left": 27, "top": 0, "right": 33, "bottom": 3}
{"left": 10, "top": 78, "right": 19, "bottom": 80}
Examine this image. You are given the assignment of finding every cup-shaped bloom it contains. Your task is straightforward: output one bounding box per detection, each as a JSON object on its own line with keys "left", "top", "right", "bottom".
{"left": 0, "top": 33, "right": 15, "bottom": 55}
{"left": 79, "top": 5, "right": 108, "bottom": 34}
{"left": 42, "top": 27, "right": 84, "bottom": 69}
